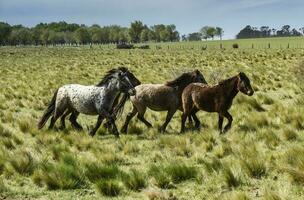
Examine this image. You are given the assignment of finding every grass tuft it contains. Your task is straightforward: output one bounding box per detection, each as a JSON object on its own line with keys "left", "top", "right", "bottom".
{"left": 33, "top": 154, "right": 86, "bottom": 190}
{"left": 95, "top": 179, "right": 123, "bottom": 197}
{"left": 222, "top": 165, "right": 242, "bottom": 188}
{"left": 122, "top": 168, "right": 147, "bottom": 191}
{"left": 85, "top": 163, "right": 120, "bottom": 183}
{"left": 10, "top": 150, "right": 36, "bottom": 175}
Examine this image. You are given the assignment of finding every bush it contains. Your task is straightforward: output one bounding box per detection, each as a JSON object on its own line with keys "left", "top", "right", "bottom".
{"left": 232, "top": 43, "right": 239, "bottom": 49}
{"left": 95, "top": 179, "right": 123, "bottom": 197}
{"left": 116, "top": 43, "right": 133, "bottom": 49}
{"left": 122, "top": 169, "right": 147, "bottom": 191}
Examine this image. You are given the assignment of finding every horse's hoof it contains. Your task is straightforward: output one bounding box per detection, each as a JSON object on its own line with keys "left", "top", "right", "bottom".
{"left": 121, "top": 128, "right": 127, "bottom": 134}
{"left": 89, "top": 131, "right": 95, "bottom": 137}
{"left": 158, "top": 127, "right": 165, "bottom": 133}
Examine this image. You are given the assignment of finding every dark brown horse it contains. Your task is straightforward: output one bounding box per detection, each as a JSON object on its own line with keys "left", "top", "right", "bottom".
{"left": 121, "top": 70, "right": 207, "bottom": 133}
{"left": 180, "top": 72, "right": 254, "bottom": 133}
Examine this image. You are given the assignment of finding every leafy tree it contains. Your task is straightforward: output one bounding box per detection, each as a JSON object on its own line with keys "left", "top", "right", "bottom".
{"left": 200, "top": 26, "right": 210, "bottom": 40}
{"left": 206, "top": 27, "right": 216, "bottom": 40}
{"left": 140, "top": 29, "right": 150, "bottom": 42}
{"left": 74, "top": 27, "right": 91, "bottom": 44}
{"left": 215, "top": 27, "right": 224, "bottom": 40}
{"left": 129, "top": 21, "right": 145, "bottom": 43}
{"left": 0, "top": 22, "right": 12, "bottom": 45}
{"left": 187, "top": 32, "right": 201, "bottom": 41}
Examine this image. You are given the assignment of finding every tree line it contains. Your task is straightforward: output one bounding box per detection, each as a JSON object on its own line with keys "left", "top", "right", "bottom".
{"left": 236, "top": 25, "right": 304, "bottom": 39}
{"left": 183, "top": 26, "right": 224, "bottom": 41}
{"left": 0, "top": 21, "right": 180, "bottom": 46}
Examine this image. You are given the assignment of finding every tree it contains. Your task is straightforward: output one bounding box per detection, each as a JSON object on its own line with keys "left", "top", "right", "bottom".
{"left": 215, "top": 27, "right": 224, "bottom": 40}
{"left": 181, "top": 34, "right": 187, "bottom": 41}
{"left": 206, "top": 27, "right": 216, "bottom": 40}
{"left": 140, "top": 29, "right": 150, "bottom": 42}
{"left": 200, "top": 26, "right": 210, "bottom": 40}
{"left": 74, "top": 27, "right": 91, "bottom": 44}
{"left": 129, "top": 21, "right": 145, "bottom": 43}
{"left": 187, "top": 32, "right": 201, "bottom": 41}
{"left": 281, "top": 25, "right": 291, "bottom": 36}
{"left": 0, "top": 22, "right": 12, "bottom": 45}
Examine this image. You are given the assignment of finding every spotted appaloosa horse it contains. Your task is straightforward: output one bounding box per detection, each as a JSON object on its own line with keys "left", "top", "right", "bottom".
{"left": 121, "top": 70, "right": 207, "bottom": 133}
{"left": 66, "top": 67, "right": 141, "bottom": 131}
{"left": 37, "top": 68, "right": 136, "bottom": 137}
{"left": 180, "top": 72, "right": 254, "bottom": 133}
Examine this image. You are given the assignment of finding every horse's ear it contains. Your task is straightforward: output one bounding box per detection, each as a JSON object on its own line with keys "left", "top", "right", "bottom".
{"left": 195, "top": 69, "right": 200, "bottom": 74}
{"left": 239, "top": 72, "right": 245, "bottom": 79}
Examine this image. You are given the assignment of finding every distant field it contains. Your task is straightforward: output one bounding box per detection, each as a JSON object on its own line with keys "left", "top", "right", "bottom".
{"left": 148, "top": 36, "right": 304, "bottom": 49}
{"left": 0, "top": 43, "right": 304, "bottom": 199}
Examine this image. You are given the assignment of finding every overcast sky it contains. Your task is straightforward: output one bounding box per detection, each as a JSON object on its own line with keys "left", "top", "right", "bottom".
{"left": 0, "top": 0, "right": 303, "bottom": 39}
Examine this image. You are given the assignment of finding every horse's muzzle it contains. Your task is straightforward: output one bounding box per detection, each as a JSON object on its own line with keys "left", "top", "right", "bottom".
{"left": 128, "top": 88, "right": 136, "bottom": 96}
{"left": 247, "top": 90, "right": 254, "bottom": 96}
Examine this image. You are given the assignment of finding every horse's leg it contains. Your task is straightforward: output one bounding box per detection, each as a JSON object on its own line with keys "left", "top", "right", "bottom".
{"left": 159, "top": 109, "right": 176, "bottom": 132}
{"left": 59, "top": 109, "right": 72, "bottom": 130}
{"left": 187, "top": 115, "right": 193, "bottom": 127}
{"left": 89, "top": 115, "right": 104, "bottom": 137}
{"left": 109, "top": 118, "right": 120, "bottom": 138}
{"left": 218, "top": 114, "right": 224, "bottom": 134}
{"left": 121, "top": 106, "right": 138, "bottom": 133}
{"left": 104, "top": 94, "right": 120, "bottom": 130}
{"left": 180, "top": 112, "right": 189, "bottom": 133}
{"left": 69, "top": 111, "right": 83, "bottom": 130}
{"left": 49, "top": 105, "right": 66, "bottom": 130}
{"left": 222, "top": 111, "right": 233, "bottom": 133}
{"left": 190, "top": 107, "right": 201, "bottom": 130}
{"left": 137, "top": 106, "right": 152, "bottom": 128}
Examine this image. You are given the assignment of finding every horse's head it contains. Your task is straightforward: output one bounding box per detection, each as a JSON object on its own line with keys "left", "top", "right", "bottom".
{"left": 115, "top": 71, "right": 136, "bottom": 96}
{"left": 192, "top": 69, "right": 208, "bottom": 84}
{"left": 237, "top": 72, "right": 254, "bottom": 96}
{"left": 118, "top": 67, "right": 141, "bottom": 87}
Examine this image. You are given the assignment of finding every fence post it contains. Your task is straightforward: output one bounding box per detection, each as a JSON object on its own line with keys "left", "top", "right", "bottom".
{"left": 252, "top": 44, "right": 254, "bottom": 49}
{"left": 287, "top": 43, "right": 290, "bottom": 49}
{"left": 268, "top": 43, "right": 271, "bottom": 49}
{"left": 220, "top": 43, "right": 223, "bottom": 49}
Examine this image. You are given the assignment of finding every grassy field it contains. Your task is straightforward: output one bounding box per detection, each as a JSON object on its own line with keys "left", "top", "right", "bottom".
{"left": 0, "top": 40, "right": 304, "bottom": 199}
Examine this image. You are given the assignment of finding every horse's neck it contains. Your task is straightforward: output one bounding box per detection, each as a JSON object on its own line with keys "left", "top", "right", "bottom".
{"left": 101, "top": 82, "right": 121, "bottom": 104}
{"left": 176, "top": 81, "right": 192, "bottom": 95}
{"left": 223, "top": 77, "right": 239, "bottom": 101}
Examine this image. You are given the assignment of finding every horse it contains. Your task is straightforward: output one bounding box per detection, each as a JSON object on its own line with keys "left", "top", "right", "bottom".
{"left": 180, "top": 72, "right": 254, "bottom": 133}
{"left": 37, "top": 68, "right": 136, "bottom": 137}
{"left": 121, "top": 70, "right": 207, "bottom": 133}
{"left": 64, "top": 67, "right": 141, "bottom": 131}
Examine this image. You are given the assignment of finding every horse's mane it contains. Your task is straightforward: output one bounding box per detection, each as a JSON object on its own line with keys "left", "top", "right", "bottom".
{"left": 96, "top": 69, "right": 120, "bottom": 86}
{"left": 218, "top": 75, "right": 238, "bottom": 86}
{"left": 165, "top": 72, "right": 192, "bottom": 87}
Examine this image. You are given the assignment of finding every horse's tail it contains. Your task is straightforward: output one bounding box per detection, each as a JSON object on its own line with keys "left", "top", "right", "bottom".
{"left": 37, "top": 89, "right": 58, "bottom": 129}
{"left": 113, "top": 94, "right": 129, "bottom": 118}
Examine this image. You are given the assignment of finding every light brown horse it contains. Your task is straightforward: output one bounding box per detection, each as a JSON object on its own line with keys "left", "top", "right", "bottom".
{"left": 121, "top": 70, "right": 207, "bottom": 133}
{"left": 180, "top": 72, "right": 254, "bottom": 133}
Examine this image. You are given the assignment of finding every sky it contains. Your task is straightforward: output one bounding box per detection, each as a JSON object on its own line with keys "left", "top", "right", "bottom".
{"left": 0, "top": 0, "right": 303, "bottom": 39}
